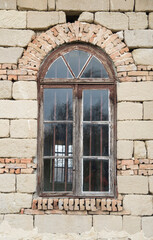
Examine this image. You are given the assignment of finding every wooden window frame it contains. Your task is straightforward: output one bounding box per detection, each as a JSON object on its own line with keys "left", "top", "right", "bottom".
{"left": 37, "top": 43, "right": 117, "bottom": 198}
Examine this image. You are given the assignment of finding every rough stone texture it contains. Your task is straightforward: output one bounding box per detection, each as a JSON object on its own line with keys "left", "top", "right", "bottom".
{"left": 48, "top": 0, "right": 55, "bottom": 10}
{"left": 116, "top": 31, "right": 124, "bottom": 40}
{"left": 0, "top": 10, "right": 26, "bottom": 29}
{"left": 95, "top": 12, "right": 128, "bottom": 31}
{"left": 0, "top": 175, "right": 15, "bottom": 192}
{"left": 149, "top": 13, "right": 153, "bottom": 29}
{"left": 132, "top": 49, "right": 153, "bottom": 65}
{"left": 124, "top": 195, "right": 152, "bottom": 216}
{"left": 0, "top": 193, "right": 32, "bottom": 213}
{"left": 0, "top": 215, "right": 3, "bottom": 223}
{"left": 13, "top": 81, "right": 37, "bottom": 100}
{"left": 0, "top": 0, "right": 16, "bottom": 10}
{"left": 27, "top": 11, "right": 64, "bottom": 30}
{"left": 123, "top": 216, "right": 141, "bottom": 234}
{"left": 0, "top": 47, "right": 23, "bottom": 64}
{"left": 117, "top": 82, "right": 153, "bottom": 101}
{"left": 117, "top": 102, "right": 142, "bottom": 120}
{"left": 78, "top": 12, "right": 94, "bottom": 23}
{"left": 0, "top": 30, "right": 35, "bottom": 47}
{"left": 149, "top": 176, "right": 153, "bottom": 194}
{"left": 0, "top": 81, "right": 12, "bottom": 99}
{"left": 0, "top": 139, "right": 36, "bottom": 157}
{"left": 35, "top": 215, "right": 92, "bottom": 233}
{"left": 118, "top": 121, "right": 153, "bottom": 140}
{"left": 134, "top": 141, "right": 146, "bottom": 159}
{"left": 10, "top": 120, "right": 37, "bottom": 138}
{"left": 125, "top": 30, "right": 153, "bottom": 48}
{"left": 126, "top": 12, "right": 148, "bottom": 29}
{"left": 144, "top": 101, "right": 153, "bottom": 120}
{"left": 93, "top": 215, "right": 122, "bottom": 232}
{"left": 146, "top": 141, "right": 153, "bottom": 159}
{"left": 117, "top": 140, "right": 133, "bottom": 159}
{"left": 142, "top": 217, "right": 153, "bottom": 238}
{"left": 117, "top": 176, "right": 148, "bottom": 194}
{"left": 58, "top": 11, "right": 66, "bottom": 24}
{"left": 17, "top": 174, "right": 36, "bottom": 193}
{"left": 110, "top": 0, "right": 134, "bottom": 12}
{"left": 17, "top": 0, "right": 47, "bottom": 10}
{"left": 0, "top": 120, "right": 9, "bottom": 138}
{"left": 4, "top": 215, "right": 33, "bottom": 231}
{"left": 0, "top": 100, "right": 37, "bottom": 119}
{"left": 135, "top": 0, "right": 153, "bottom": 12}
{"left": 56, "top": 0, "right": 109, "bottom": 12}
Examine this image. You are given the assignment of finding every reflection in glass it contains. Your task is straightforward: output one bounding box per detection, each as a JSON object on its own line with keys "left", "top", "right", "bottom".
{"left": 83, "top": 159, "right": 109, "bottom": 191}
{"left": 81, "top": 56, "right": 108, "bottom": 78}
{"left": 83, "top": 124, "right": 109, "bottom": 156}
{"left": 83, "top": 90, "right": 109, "bottom": 121}
{"left": 44, "top": 88, "right": 73, "bottom": 121}
{"left": 64, "top": 50, "right": 90, "bottom": 77}
{"left": 44, "top": 123, "right": 73, "bottom": 157}
{"left": 45, "top": 57, "right": 73, "bottom": 78}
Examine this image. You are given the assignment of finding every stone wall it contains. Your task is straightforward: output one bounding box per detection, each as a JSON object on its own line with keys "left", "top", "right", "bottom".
{"left": 0, "top": 0, "right": 153, "bottom": 239}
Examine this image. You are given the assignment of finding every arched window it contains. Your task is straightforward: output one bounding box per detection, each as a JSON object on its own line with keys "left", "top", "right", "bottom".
{"left": 38, "top": 43, "right": 116, "bottom": 197}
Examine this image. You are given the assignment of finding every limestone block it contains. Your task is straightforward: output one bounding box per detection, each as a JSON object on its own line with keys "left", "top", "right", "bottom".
{"left": 132, "top": 49, "right": 153, "bottom": 65}
{"left": 144, "top": 101, "right": 153, "bottom": 120}
{"left": 118, "top": 176, "right": 148, "bottom": 194}
{"left": 48, "top": 0, "right": 55, "bottom": 10}
{"left": 0, "top": 175, "right": 15, "bottom": 192}
{"left": 117, "top": 102, "right": 142, "bottom": 120}
{"left": 0, "top": 30, "right": 35, "bottom": 47}
{"left": 13, "top": 81, "right": 37, "bottom": 100}
{"left": 149, "top": 176, "right": 153, "bottom": 193}
{"left": 4, "top": 214, "right": 33, "bottom": 231}
{"left": 58, "top": 11, "right": 66, "bottom": 24}
{"left": 142, "top": 217, "right": 153, "bottom": 238}
{"left": 0, "top": 10, "right": 26, "bottom": 29}
{"left": 0, "top": 80, "right": 12, "bottom": 99}
{"left": 0, "top": 193, "right": 32, "bottom": 213}
{"left": 134, "top": 141, "right": 146, "bottom": 158}
{"left": 35, "top": 215, "right": 92, "bottom": 233}
{"left": 17, "top": 174, "right": 36, "bottom": 193}
{"left": 118, "top": 121, "right": 153, "bottom": 140}
{"left": 0, "top": 215, "right": 3, "bottom": 223}
{"left": 93, "top": 215, "right": 122, "bottom": 232}
{"left": 149, "top": 13, "right": 153, "bottom": 29}
{"left": 117, "top": 82, "right": 153, "bottom": 101}
{"left": 0, "top": 139, "right": 36, "bottom": 157}
{"left": 126, "top": 12, "right": 148, "bottom": 30}
{"left": 0, "top": 47, "right": 23, "bottom": 64}
{"left": 27, "top": 11, "right": 59, "bottom": 30}
{"left": 146, "top": 141, "right": 153, "bottom": 159}
{"left": 0, "top": 100, "right": 37, "bottom": 119}
{"left": 135, "top": 0, "right": 153, "bottom": 12}
{"left": 17, "top": 0, "right": 47, "bottom": 10}
{"left": 123, "top": 216, "right": 141, "bottom": 234}
{"left": 10, "top": 120, "right": 37, "bottom": 138}
{"left": 117, "top": 140, "right": 133, "bottom": 159}
{"left": 95, "top": 12, "right": 128, "bottom": 31}
{"left": 78, "top": 12, "right": 94, "bottom": 23}
{"left": 110, "top": 0, "right": 134, "bottom": 12}
{"left": 124, "top": 195, "right": 152, "bottom": 215}
{"left": 125, "top": 30, "right": 153, "bottom": 48}
{"left": 0, "top": 120, "right": 9, "bottom": 137}
{"left": 0, "top": 0, "right": 16, "bottom": 9}
{"left": 116, "top": 31, "right": 124, "bottom": 40}
{"left": 56, "top": 0, "right": 109, "bottom": 12}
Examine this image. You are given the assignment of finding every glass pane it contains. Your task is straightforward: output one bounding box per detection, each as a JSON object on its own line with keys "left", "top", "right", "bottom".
{"left": 64, "top": 50, "right": 90, "bottom": 78}
{"left": 83, "top": 89, "right": 109, "bottom": 121}
{"left": 44, "top": 158, "right": 73, "bottom": 191}
{"left": 44, "top": 88, "right": 73, "bottom": 121}
{"left": 45, "top": 57, "right": 73, "bottom": 78}
{"left": 83, "top": 124, "right": 109, "bottom": 156}
{"left": 83, "top": 159, "right": 109, "bottom": 191}
{"left": 44, "top": 123, "right": 73, "bottom": 157}
{"left": 81, "top": 56, "right": 108, "bottom": 78}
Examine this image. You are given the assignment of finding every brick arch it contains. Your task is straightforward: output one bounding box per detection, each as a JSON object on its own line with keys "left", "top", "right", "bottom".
{"left": 19, "top": 22, "right": 137, "bottom": 82}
